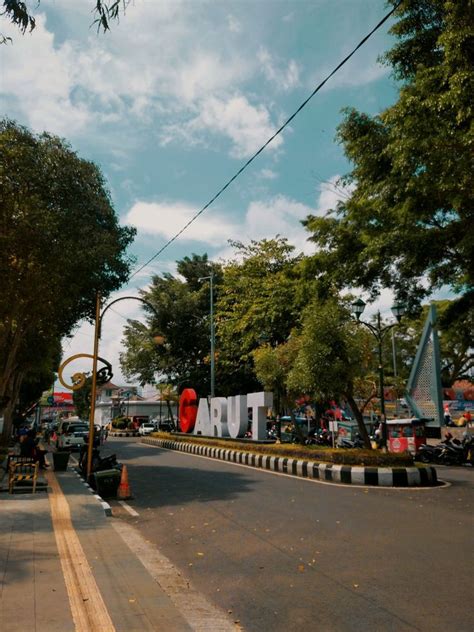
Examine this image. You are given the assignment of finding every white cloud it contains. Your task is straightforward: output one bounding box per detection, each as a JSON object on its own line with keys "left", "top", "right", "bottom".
{"left": 311, "top": 46, "right": 389, "bottom": 92}
{"left": 242, "top": 195, "right": 313, "bottom": 253}
{"left": 314, "top": 176, "right": 354, "bottom": 216}
{"left": 125, "top": 177, "right": 354, "bottom": 259}
{"left": 258, "top": 47, "right": 300, "bottom": 91}
{"left": 227, "top": 14, "right": 242, "bottom": 34}
{"left": 161, "top": 95, "right": 283, "bottom": 159}
{"left": 124, "top": 191, "right": 315, "bottom": 256}
{"left": 1, "top": 4, "right": 297, "bottom": 160}
{"left": 125, "top": 200, "right": 237, "bottom": 245}
{"left": 60, "top": 290, "right": 146, "bottom": 388}
{"left": 259, "top": 168, "right": 278, "bottom": 180}
{"left": 0, "top": 15, "right": 91, "bottom": 135}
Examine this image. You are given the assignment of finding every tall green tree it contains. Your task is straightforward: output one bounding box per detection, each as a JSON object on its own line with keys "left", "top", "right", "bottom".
{"left": 216, "top": 238, "right": 309, "bottom": 395}
{"left": 120, "top": 254, "right": 222, "bottom": 396}
{"left": 288, "top": 297, "right": 373, "bottom": 448}
{"left": 252, "top": 336, "right": 301, "bottom": 417}
{"left": 0, "top": 120, "right": 135, "bottom": 442}
{"left": 304, "top": 0, "right": 474, "bottom": 315}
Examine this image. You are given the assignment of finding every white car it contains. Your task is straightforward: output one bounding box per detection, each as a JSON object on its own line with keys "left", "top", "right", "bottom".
{"left": 138, "top": 423, "right": 155, "bottom": 436}
{"left": 57, "top": 421, "right": 89, "bottom": 450}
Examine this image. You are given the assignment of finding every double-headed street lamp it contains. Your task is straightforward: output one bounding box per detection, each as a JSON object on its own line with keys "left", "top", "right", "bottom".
{"left": 351, "top": 298, "right": 405, "bottom": 449}
{"left": 198, "top": 274, "right": 215, "bottom": 398}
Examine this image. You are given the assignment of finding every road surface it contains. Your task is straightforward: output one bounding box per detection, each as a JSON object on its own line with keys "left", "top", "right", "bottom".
{"left": 106, "top": 438, "right": 473, "bottom": 632}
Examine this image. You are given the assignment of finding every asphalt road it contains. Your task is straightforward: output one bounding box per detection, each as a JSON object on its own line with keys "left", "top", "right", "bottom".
{"left": 106, "top": 438, "right": 473, "bottom": 632}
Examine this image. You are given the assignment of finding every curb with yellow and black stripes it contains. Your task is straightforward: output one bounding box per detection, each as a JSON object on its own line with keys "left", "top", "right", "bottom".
{"left": 141, "top": 437, "right": 438, "bottom": 487}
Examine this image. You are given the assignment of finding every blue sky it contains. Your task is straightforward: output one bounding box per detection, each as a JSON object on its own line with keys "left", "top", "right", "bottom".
{"left": 1, "top": 1, "right": 403, "bottom": 388}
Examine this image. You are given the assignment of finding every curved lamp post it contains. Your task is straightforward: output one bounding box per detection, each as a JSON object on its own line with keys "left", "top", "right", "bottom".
{"left": 86, "top": 293, "right": 161, "bottom": 479}
{"left": 351, "top": 299, "right": 405, "bottom": 449}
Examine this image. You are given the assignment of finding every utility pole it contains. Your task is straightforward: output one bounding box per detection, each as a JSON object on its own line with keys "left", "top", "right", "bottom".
{"left": 198, "top": 273, "right": 215, "bottom": 398}
{"left": 392, "top": 328, "right": 398, "bottom": 416}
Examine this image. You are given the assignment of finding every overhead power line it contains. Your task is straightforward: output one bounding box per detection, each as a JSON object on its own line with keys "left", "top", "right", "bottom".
{"left": 129, "top": 2, "right": 401, "bottom": 281}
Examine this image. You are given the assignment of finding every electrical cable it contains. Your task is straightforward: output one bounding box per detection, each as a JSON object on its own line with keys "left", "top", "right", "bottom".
{"left": 128, "top": 1, "right": 401, "bottom": 281}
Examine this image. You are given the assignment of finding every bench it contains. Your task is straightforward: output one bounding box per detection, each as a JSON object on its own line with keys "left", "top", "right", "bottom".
{"left": 8, "top": 456, "right": 39, "bottom": 494}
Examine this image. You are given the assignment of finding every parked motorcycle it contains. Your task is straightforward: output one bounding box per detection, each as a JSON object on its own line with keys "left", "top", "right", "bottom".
{"left": 305, "top": 429, "right": 332, "bottom": 447}
{"left": 417, "top": 433, "right": 474, "bottom": 466}
{"left": 417, "top": 443, "right": 444, "bottom": 464}
{"left": 78, "top": 445, "right": 120, "bottom": 476}
{"left": 337, "top": 434, "right": 365, "bottom": 449}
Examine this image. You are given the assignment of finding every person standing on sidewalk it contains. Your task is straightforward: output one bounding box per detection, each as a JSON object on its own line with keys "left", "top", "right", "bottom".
{"left": 21, "top": 430, "right": 49, "bottom": 469}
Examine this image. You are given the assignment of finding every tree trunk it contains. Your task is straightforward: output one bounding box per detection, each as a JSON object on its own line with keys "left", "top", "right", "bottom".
{"left": 346, "top": 393, "right": 372, "bottom": 449}
{"left": 1, "top": 369, "right": 23, "bottom": 446}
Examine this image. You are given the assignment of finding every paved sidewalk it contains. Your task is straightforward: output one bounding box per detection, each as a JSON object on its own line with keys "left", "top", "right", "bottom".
{"left": 0, "top": 460, "right": 194, "bottom": 632}
{"left": 0, "top": 493, "right": 74, "bottom": 631}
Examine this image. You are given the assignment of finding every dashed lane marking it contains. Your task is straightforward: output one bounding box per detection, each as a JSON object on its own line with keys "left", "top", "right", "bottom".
{"left": 118, "top": 500, "right": 139, "bottom": 517}
{"left": 112, "top": 519, "right": 241, "bottom": 631}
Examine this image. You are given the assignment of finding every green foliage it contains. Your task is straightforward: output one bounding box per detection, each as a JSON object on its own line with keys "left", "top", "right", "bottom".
{"left": 72, "top": 376, "right": 92, "bottom": 421}
{"left": 0, "top": 119, "right": 135, "bottom": 441}
{"left": 112, "top": 417, "right": 128, "bottom": 429}
{"left": 120, "top": 254, "right": 221, "bottom": 396}
{"left": 288, "top": 297, "right": 364, "bottom": 399}
{"left": 252, "top": 336, "right": 301, "bottom": 415}
{"left": 1, "top": 0, "right": 127, "bottom": 42}
{"left": 152, "top": 432, "right": 414, "bottom": 466}
{"left": 304, "top": 0, "right": 474, "bottom": 314}
{"left": 287, "top": 296, "right": 373, "bottom": 447}
{"left": 216, "top": 238, "right": 308, "bottom": 395}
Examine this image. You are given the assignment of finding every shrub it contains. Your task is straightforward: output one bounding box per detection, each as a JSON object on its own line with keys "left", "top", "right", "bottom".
{"left": 112, "top": 417, "right": 128, "bottom": 430}
{"left": 150, "top": 432, "right": 414, "bottom": 466}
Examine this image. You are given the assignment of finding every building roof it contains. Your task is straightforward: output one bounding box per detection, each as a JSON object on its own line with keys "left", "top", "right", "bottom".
{"left": 97, "top": 381, "right": 120, "bottom": 391}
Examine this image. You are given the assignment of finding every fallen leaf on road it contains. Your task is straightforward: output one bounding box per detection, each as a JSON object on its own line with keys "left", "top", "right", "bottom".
{"left": 353, "top": 584, "right": 359, "bottom": 589}
{"left": 298, "top": 565, "right": 305, "bottom": 572}
{"left": 129, "top": 598, "right": 136, "bottom": 603}
{"left": 197, "top": 552, "right": 204, "bottom": 557}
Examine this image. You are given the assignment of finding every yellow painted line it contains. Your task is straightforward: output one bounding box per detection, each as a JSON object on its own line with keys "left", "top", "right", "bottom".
{"left": 47, "top": 470, "right": 116, "bottom": 632}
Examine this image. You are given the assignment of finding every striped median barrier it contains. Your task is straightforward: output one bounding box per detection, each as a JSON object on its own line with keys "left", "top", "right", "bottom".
{"left": 142, "top": 437, "right": 438, "bottom": 487}
{"left": 109, "top": 430, "right": 139, "bottom": 438}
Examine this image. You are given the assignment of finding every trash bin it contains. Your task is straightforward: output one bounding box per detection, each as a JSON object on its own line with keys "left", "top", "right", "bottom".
{"left": 94, "top": 469, "right": 121, "bottom": 498}
{"left": 53, "top": 450, "right": 70, "bottom": 471}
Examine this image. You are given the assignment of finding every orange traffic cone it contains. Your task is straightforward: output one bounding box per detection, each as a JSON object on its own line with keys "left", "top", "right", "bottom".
{"left": 117, "top": 464, "right": 132, "bottom": 500}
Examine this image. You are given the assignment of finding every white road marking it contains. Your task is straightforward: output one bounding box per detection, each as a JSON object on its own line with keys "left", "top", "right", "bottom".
{"left": 118, "top": 500, "right": 139, "bottom": 516}
{"left": 111, "top": 520, "right": 241, "bottom": 631}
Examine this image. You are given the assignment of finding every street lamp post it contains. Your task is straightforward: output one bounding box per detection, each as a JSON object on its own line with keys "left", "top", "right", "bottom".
{"left": 198, "top": 274, "right": 215, "bottom": 398}
{"left": 86, "top": 293, "right": 162, "bottom": 480}
{"left": 351, "top": 298, "right": 405, "bottom": 449}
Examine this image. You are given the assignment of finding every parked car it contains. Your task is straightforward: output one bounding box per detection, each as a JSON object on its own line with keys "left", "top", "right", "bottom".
{"left": 138, "top": 422, "right": 156, "bottom": 436}
{"left": 56, "top": 421, "right": 89, "bottom": 450}
{"left": 152, "top": 418, "right": 175, "bottom": 432}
